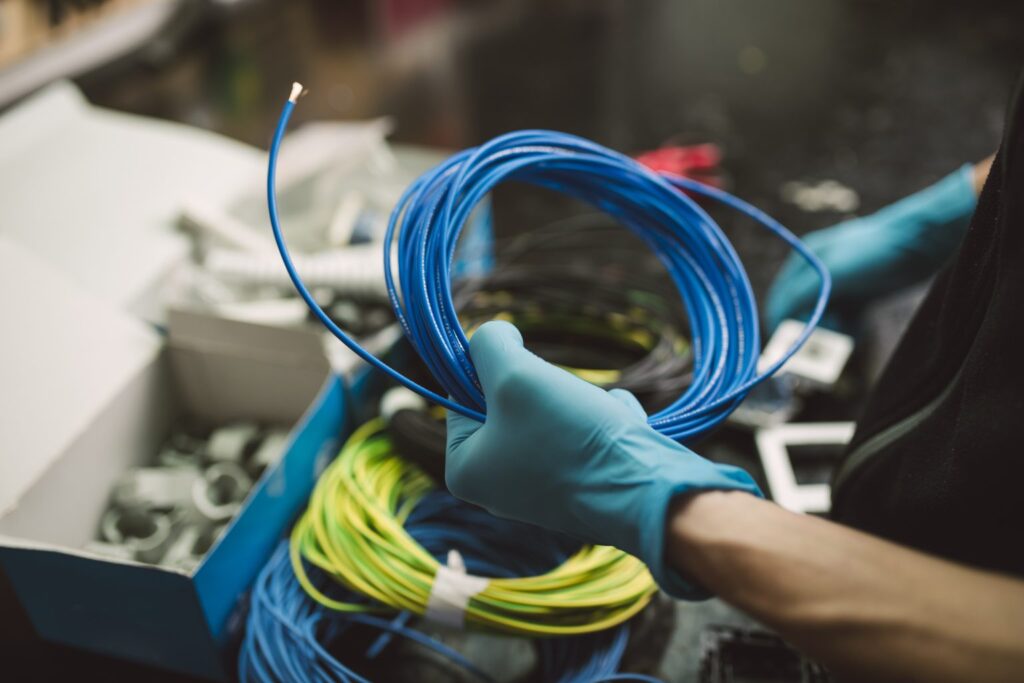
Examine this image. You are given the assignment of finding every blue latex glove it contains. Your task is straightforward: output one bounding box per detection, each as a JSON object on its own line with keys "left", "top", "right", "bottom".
{"left": 765, "top": 164, "right": 978, "bottom": 332}
{"left": 445, "top": 321, "right": 762, "bottom": 600}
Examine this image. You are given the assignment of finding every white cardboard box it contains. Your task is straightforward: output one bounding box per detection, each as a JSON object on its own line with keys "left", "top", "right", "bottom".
{"left": 0, "top": 239, "right": 346, "bottom": 679}
{"left": 0, "top": 81, "right": 260, "bottom": 322}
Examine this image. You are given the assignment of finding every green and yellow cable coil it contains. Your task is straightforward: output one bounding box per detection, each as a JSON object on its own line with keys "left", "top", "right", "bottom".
{"left": 290, "top": 418, "right": 658, "bottom": 636}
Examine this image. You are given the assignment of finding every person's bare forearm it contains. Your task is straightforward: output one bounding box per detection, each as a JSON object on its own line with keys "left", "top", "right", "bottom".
{"left": 974, "top": 154, "right": 996, "bottom": 194}
{"left": 667, "top": 491, "right": 1024, "bottom": 682}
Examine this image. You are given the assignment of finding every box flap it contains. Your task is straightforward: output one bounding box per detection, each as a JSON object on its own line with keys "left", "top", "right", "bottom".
{"left": 166, "top": 309, "right": 331, "bottom": 424}
{"left": 0, "top": 80, "right": 263, "bottom": 320}
{"left": 1, "top": 545, "right": 226, "bottom": 680}
{"left": 0, "top": 238, "right": 161, "bottom": 518}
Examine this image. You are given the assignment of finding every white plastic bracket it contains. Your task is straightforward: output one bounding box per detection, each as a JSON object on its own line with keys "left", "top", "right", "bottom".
{"left": 755, "top": 422, "right": 855, "bottom": 514}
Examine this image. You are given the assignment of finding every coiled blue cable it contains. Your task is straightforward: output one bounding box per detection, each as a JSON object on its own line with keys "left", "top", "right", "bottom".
{"left": 269, "top": 85, "right": 830, "bottom": 441}
{"left": 240, "top": 492, "right": 653, "bottom": 682}
{"left": 239, "top": 541, "right": 487, "bottom": 683}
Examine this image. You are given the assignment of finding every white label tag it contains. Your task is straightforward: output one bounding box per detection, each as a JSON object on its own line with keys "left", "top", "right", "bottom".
{"left": 423, "top": 549, "right": 490, "bottom": 630}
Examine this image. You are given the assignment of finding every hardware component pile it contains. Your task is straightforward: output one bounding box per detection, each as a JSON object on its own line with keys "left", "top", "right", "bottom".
{"left": 89, "top": 422, "right": 288, "bottom": 570}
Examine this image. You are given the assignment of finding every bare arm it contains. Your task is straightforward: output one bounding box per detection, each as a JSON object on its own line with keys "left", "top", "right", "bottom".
{"left": 667, "top": 491, "right": 1024, "bottom": 683}
{"left": 974, "top": 154, "right": 996, "bottom": 194}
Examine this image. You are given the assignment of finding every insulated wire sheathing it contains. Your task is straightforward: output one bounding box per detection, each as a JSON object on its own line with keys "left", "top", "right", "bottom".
{"left": 269, "top": 83, "right": 831, "bottom": 443}
{"left": 454, "top": 266, "right": 693, "bottom": 410}
{"left": 290, "top": 419, "right": 657, "bottom": 636}
{"left": 240, "top": 541, "right": 493, "bottom": 683}
{"left": 243, "top": 531, "right": 652, "bottom": 682}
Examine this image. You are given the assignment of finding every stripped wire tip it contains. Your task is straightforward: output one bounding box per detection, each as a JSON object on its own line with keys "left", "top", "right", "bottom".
{"left": 289, "top": 82, "right": 305, "bottom": 103}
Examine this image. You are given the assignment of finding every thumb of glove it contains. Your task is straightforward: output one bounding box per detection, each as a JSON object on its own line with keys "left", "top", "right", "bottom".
{"left": 467, "top": 320, "right": 527, "bottom": 395}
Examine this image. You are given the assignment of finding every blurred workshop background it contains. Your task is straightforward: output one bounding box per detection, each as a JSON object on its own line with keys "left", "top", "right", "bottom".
{"left": 1, "top": 0, "right": 1023, "bottom": 681}
{"left": 5, "top": 0, "right": 1018, "bottom": 309}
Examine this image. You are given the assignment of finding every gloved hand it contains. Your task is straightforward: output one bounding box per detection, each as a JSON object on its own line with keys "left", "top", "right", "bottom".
{"left": 445, "top": 321, "right": 762, "bottom": 599}
{"left": 765, "top": 164, "right": 978, "bottom": 333}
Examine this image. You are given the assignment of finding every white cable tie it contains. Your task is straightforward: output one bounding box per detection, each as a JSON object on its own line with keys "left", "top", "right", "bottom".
{"left": 423, "top": 549, "right": 489, "bottom": 630}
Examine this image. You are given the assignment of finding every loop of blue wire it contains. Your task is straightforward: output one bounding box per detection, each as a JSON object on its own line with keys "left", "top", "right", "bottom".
{"left": 269, "top": 99, "right": 831, "bottom": 442}
{"left": 239, "top": 493, "right": 661, "bottom": 683}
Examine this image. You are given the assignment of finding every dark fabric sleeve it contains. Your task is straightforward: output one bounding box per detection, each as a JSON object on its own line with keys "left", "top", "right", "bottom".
{"left": 832, "top": 71, "right": 1024, "bottom": 577}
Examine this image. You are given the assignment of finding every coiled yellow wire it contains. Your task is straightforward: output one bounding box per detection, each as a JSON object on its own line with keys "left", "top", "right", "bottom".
{"left": 290, "top": 418, "right": 657, "bottom": 636}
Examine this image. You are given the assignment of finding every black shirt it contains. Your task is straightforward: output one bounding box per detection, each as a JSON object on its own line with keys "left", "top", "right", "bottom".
{"left": 832, "top": 73, "right": 1024, "bottom": 577}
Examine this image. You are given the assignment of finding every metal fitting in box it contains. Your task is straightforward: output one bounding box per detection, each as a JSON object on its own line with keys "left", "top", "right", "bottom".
{"left": 157, "top": 448, "right": 198, "bottom": 469}
{"left": 111, "top": 466, "right": 200, "bottom": 512}
{"left": 190, "top": 462, "right": 253, "bottom": 526}
{"left": 205, "top": 421, "right": 260, "bottom": 464}
{"left": 99, "top": 508, "right": 174, "bottom": 564}
{"left": 249, "top": 429, "right": 290, "bottom": 477}
{"left": 160, "top": 526, "right": 212, "bottom": 573}
{"left": 157, "top": 432, "right": 205, "bottom": 468}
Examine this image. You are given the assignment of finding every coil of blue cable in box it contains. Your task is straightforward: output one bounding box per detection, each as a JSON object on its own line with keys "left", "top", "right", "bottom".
{"left": 240, "top": 497, "right": 658, "bottom": 683}
{"left": 268, "top": 83, "right": 830, "bottom": 443}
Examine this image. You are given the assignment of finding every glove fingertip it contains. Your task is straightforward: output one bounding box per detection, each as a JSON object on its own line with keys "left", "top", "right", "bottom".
{"left": 468, "top": 320, "right": 527, "bottom": 393}
{"left": 469, "top": 320, "right": 524, "bottom": 355}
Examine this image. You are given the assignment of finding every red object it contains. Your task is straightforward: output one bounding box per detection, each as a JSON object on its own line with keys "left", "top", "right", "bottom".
{"left": 634, "top": 143, "right": 723, "bottom": 188}
{"left": 379, "top": 0, "right": 452, "bottom": 38}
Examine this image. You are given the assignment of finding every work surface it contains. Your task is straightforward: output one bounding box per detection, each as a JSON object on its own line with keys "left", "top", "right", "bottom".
{"left": 3, "top": 0, "right": 1023, "bottom": 680}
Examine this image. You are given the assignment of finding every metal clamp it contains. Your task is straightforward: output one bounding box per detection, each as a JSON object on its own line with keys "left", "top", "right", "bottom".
{"left": 112, "top": 466, "right": 200, "bottom": 512}
{"left": 190, "top": 462, "right": 253, "bottom": 525}
{"left": 99, "top": 508, "right": 173, "bottom": 564}
{"left": 160, "top": 526, "right": 206, "bottom": 573}
{"left": 205, "top": 422, "right": 260, "bottom": 464}
{"left": 249, "top": 430, "right": 290, "bottom": 477}
{"left": 94, "top": 422, "right": 282, "bottom": 567}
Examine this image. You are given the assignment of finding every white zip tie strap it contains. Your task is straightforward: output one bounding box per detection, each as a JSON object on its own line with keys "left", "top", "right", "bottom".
{"left": 423, "top": 549, "right": 490, "bottom": 630}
